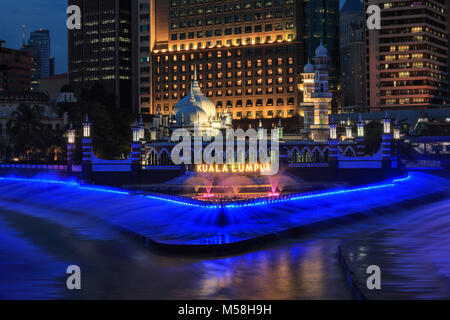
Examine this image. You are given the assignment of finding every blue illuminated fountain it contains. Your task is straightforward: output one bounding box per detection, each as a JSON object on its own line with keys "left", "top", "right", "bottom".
{"left": 0, "top": 172, "right": 446, "bottom": 251}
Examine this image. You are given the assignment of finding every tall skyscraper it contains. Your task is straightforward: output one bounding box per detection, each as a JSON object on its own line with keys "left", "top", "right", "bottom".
{"left": 134, "top": 0, "right": 305, "bottom": 120}
{"left": 28, "top": 30, "right": 51, "bottom": 79}
{"left": 132, "top": 0, "right": 157, "bottom": 115}
{"left": 340, "top": 0, "right": 365, "bottom": 112}
{"left": 68, "top": 0, "right": 133, "bottom": 109}
{"left": 303, "top": 0, "right": 339, "bottom": 111}
{"left": 365, "top": 0, "right": 449, "bottom": 112}
{"left": 21, "top": 44, "right": 41, "bottom": 92}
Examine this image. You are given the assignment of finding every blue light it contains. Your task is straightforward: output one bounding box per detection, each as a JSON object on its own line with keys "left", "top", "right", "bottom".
{"left": 0, "top": 173, "right": 412, "bottom": 210}
{"left": 393, "top": 175, "right": 412, "bottom": 183}
{"left": 78, "top": 186, "right": 130, "bottom": 195}
{"left": 0, "top": 172, "right": 445, "bottom": 247}
{"left": 0, "top": 176, "right": 79, "bottom": 186}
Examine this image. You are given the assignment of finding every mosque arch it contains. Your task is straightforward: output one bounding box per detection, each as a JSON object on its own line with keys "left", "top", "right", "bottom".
{"left": 159, "top": 148, "right": 172, "bottom": 165}
{"left": 147, "top": 148, "right": 159, "bottom": 166}
{"left": 289, "top": 147, "right": 301, "bottom": 163}
{"left": 300, "top": 147, "right": 312, "bottom": 163}
{"left": 322, "top": 148, "right": 329, "bottom": 162}
{"left": 343, "top": 147, "right": 356, "bottom": 158}
{"left": 311, "top": 147, "right": 322, "bottom": 163}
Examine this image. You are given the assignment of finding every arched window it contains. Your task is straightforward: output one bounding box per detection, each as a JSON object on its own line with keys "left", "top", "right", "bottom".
{"left": 160, "top": 150, "right": 171, "bottom": 165}
{"left": 322, "top": 149, "right": 329, "bottom": 162}
{"left": 290, "top": 150, "right": 300, "bottom": 163}
{"left": 345, "top": 148, "right": 356, "bottom": 157}
{"left": 147, "top": 150, "right": 158, "bottom": 166}
{"left": 301, "top": 150, "right": 311, "bottom": 163}
{"left": 312, "top": 150, "right": 321, "bottom": 163}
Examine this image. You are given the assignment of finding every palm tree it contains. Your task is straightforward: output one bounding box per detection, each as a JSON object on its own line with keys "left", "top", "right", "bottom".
{"left": 7, "top": 103, "right": 44, "bottom": 160}
{"left": 40, "top": 124, "right": 65, "bottom": 162}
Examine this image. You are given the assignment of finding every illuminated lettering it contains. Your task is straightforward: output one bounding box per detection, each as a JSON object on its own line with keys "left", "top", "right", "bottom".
{"left": 195, "top": 163, "right": 272, "bottom": 174}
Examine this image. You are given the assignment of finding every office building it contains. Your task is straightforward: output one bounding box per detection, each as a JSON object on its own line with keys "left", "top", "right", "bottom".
{"left": 21, "top": 44, "right": 41, "bottom": 92}
{"left": 68, "top": 0, "right": 133, "bottom": 109}
{"left": 134, "top": 0, "right": 305, "bottom": 120}
{"left": 28, "top": 30, "right": 51, "bottom": 79}
{"left": 340, "top": 0, "right": 365, "bottom": 113}
{"left": 0, "top": 46, "right": 32, "bottom": 92}
{"left": 365, "top": 0, "right": 449, "bottom": 111}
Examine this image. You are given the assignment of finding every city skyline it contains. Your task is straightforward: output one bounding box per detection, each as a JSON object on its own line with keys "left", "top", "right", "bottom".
{"left": 1, "top": 0, "right": 348, "bottom": 76}
{"left": 0, "top": 0, "right": 67, "bottom": 74}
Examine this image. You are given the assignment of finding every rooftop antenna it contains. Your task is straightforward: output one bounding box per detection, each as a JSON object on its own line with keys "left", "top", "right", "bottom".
{"left": 21, "top": 25, "right": 26, "bottom": 48}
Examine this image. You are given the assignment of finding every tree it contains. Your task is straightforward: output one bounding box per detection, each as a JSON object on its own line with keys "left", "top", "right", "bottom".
{"left": 40, "top": 124, "right": 65, "bottom": 161}
{"left": 365, "top": 121, "right": 382, "bottom": 155}
{"left": 59, "top": 83, "right": 133, "bottom": 160}
{"left": 7, "top": 103, "right": 44, "bottom": 160}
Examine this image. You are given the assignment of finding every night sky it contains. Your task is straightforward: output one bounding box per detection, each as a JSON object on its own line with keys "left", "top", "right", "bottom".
{"left": 1, "top": 0, "right": 68, "bottom": 74}
{"left": 0, "top": 0, "right": 347, "bottom": 75}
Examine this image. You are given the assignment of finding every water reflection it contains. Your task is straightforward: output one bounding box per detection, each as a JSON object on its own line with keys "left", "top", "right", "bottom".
{"left": 0, "top": 172, "right": 448, "bottom": 300}
{"left": 0, "top": 206, "right": 353, "bottom": 299}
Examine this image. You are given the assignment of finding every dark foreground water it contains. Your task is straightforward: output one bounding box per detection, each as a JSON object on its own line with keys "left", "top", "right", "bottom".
{"left": 0, "top": 206, "right": 355, "bottom": 299}
{"left": 0, "top": 172, "right": 449, "bottom": 299}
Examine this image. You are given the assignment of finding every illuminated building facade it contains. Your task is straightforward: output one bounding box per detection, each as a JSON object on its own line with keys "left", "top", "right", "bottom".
{"left": 299, "top": 41, "right": 332, "bottom": 141}
{"left": 68, "top": 0, "right": 132, "bottom": 109}
{"left": 365, "top": 0, "right": 449, "bottom": 112}
{"left": 136, "top": 0, "right": 305, "bottom": 120}
{"left": 132, "top": 0, "right": 158, "bottom": 114}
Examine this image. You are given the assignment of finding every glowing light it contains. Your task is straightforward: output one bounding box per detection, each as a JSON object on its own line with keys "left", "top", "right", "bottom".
{"left": 68, "top": 128, "right": 75, "bottom": 144}
{"left": 202, "top": 193, "right": 216, "bottom": 198}
{"left": 268, "top": 192, "right": 280, "bottom": 197}
{"left": 196, "top": 163, "right": 272, "bottom": 174}
{"left": 0, "top": 174, "right": 412, "bottom": 210}
{"left": 0, "top": 176, "right": 79, "bottom": 186}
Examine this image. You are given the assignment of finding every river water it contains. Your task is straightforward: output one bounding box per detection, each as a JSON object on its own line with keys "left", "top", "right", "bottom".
{"left": 0, "top": 172, "right": 448, "bottom": 300}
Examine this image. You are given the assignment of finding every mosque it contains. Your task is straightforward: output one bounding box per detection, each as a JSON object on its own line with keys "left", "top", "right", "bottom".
{"left": 68, "top": 41, "right": 403, "bottom": 189}
{"left": 147, "top": 40, "right": 335, "bottom": 144}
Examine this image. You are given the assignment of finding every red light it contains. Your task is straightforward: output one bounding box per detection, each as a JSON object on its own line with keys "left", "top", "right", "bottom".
{"left": 268, "top": 192, "right": 280, "bottom": 197}
{"left": 202, "top": 193, "right": 215, "bottom": 198}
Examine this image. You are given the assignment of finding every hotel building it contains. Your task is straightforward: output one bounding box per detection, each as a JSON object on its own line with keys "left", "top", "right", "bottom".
{"left": 365, "top": 0, "right": 449, "bottom": 112}
{"left": 134, "top": 0, "right": 305, "bottom": 120}
{"left": 68, "top": 0, "right": 133, "bottom": 109}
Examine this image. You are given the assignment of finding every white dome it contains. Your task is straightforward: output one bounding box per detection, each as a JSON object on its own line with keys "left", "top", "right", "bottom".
{"left": 175, "top": 86, "right": 209, "bottom": 126}
{"left": 303, "top": 59, "right": 314, "bottom": 73}
{"left": 175, "top": 68, "right": 216, "bottom": 125}
{"left": 315, "top": 40, "right": 328, "bottom": 58}
{"left": 175, "top": 104, "right": 208, "bottom": 126}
